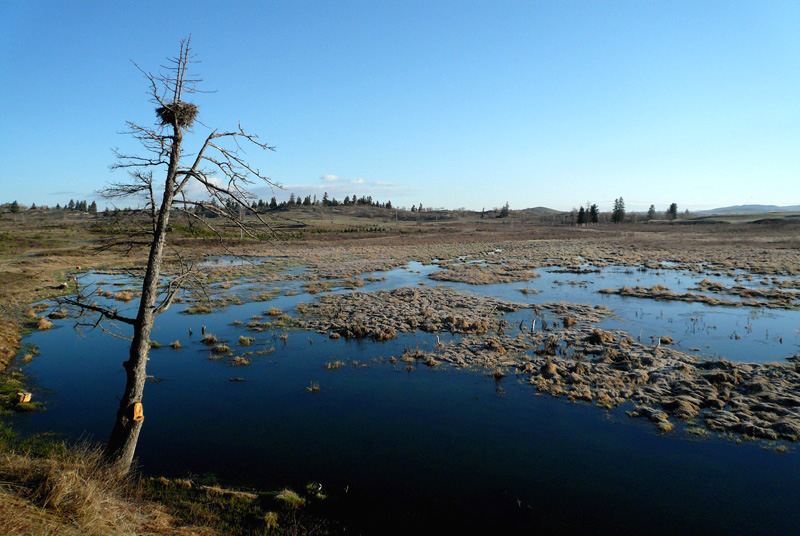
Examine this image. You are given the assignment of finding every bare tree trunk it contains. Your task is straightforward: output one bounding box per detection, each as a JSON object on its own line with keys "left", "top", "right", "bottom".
{"left": 105, "top": 129, "right": 182, "bottom": 474}
{"left": 89, "top": 38, "right": 275, "bottom": 474}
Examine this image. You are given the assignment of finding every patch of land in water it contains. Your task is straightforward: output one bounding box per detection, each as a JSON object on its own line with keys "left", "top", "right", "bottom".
{"left": 428, "top": 262, "right": 541, "bottom": 284}
{"left": 598, "top": 283, "right": 799, "bottom": 309}
{"left": 292, "top": 285, "right": 800, "bottom": 441}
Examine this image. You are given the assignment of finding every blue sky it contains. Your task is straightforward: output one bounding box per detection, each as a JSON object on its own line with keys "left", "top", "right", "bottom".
{"left": 1, "top": 1, "right": 798, "bottom": 212}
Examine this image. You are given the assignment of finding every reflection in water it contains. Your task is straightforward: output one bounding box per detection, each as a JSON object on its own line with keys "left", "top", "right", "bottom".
{"left": 16, "top": 260, "right": 800, "bottom": 534}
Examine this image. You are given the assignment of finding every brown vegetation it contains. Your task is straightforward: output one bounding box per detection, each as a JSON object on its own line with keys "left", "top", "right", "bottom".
{"left": 599, "top": 284, "right": 798, "bottom": 309}
{"left": 0, "top": 444, "right": 215, "bottom": 536}
{"left": 2, "top": 203, "right": 800, "bottom": 532}
{"left": 429, "top": 262, "right": 540, "bottom": 284}
{"left": 293, "top": 286, "right": 521, "bottom": 340}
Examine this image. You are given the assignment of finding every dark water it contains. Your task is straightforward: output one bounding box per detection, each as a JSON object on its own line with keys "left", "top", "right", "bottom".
{"left": 13, "top": 262, "right": 800, "bottom": 534}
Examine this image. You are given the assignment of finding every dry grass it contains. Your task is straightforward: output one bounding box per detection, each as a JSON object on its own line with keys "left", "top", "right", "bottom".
{"left": 200, "top": 334, "right": 218, "bottom": 345}
{"left": 274, "top": 488, "right": 305, "bottom": 509}
{"left": 0, "top": 443, "right": 196, "bottom": 536}
{"left": 36, "top": 317, "right": 53, "bottom": 331}
{"left": 113, "top": 290, "right": 135, "bottom": 302}
{"left": 562, "top": 316, "right": 578, "bottom": 328}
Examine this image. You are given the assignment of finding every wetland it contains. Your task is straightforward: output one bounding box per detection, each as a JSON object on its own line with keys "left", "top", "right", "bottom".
{"left": 7, "top": 215, "right": 800, "bottom": 534}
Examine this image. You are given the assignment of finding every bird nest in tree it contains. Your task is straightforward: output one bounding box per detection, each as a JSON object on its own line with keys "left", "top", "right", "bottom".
{"left": 156, "top": 101, "right": 198, "bottom": 127}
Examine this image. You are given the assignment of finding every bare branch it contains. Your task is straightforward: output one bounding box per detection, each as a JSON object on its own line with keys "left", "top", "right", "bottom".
{"left": 59, "top": 296, "right": 136, "bottom": 326}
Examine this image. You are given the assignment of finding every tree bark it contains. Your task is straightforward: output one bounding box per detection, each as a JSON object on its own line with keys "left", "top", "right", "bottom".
{"left": 105, "top": 127, "right": 182, "bottom": 474}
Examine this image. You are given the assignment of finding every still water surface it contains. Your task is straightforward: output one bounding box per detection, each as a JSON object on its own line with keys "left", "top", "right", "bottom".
{"left": 15, "top": 261, "right": 800, "bottom": 534}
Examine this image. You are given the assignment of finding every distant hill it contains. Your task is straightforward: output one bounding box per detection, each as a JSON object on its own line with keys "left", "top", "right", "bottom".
{"left": 700, "top": 204, "right": 800, "bottom": 214}
{"left": 520, "top": 206, "right": 563, "bottom": 214}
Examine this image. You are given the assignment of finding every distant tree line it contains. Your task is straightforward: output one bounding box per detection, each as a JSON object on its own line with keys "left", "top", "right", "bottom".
{"left": 5, "top": 195, "right": 688, "bottom": 224}
{"left": 575, "top": 204, "right": 600, "bottom": 225}
{"left": 245, "top": 192, "right": 394, "bottom": 211}
{"left": 3, "top": 199, "right": 98, "bottom": 214}
{"left": 569, "top": 199, "right": 685, "bottom": 225}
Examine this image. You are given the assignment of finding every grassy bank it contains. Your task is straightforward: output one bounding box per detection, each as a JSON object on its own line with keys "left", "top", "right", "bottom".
{"left": 0, "top": 423, "right": 345, "bottom": 535}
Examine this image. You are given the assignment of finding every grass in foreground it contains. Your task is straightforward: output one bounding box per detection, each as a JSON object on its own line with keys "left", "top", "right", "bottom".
{"left": 0, "top": 421, "right": 345, "bottom": 535}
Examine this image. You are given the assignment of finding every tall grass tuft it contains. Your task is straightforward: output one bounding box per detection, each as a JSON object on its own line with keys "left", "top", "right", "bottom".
{"left": 0, "top": 439, "right": 172, "bottom": 536}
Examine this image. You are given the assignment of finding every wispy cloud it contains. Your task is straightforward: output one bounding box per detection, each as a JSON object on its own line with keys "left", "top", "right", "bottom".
{"left": 265, "top": 174, "right": 418, "bottom": 204}
{"left": 49, "top": 190, "right": 83, "bottom": 196}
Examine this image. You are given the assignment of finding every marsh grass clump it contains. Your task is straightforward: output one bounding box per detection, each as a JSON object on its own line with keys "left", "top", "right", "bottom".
{"left": 238, "top": 336, "right": 255, "bottom": 346}
{"left": 185, "top": 304, "right": 213, "bottom": 315}
{"left": 343, "top": 278, "right": 365, "bottom": 289}
{"left": 229, "top": 356, "right": 251, "bottom": 367}
{"left": 264, "top": 510, "right": 279, "bottom": 529}
{"left": 373, "top": 326, "right": 397, "bottom": 341}
{"left": 201, "top": 334, "right": 218, "bottom": 345}
{"left": 587, "top": 330, "right": 616, "bottom": 345}
{"left": 47, "top": 309, "right": 68, "bottom": 320}
{"left": 211, "top": 344, "right": 231, "bottom": 354}
{"left": 114, "top": 290, "right": 135, "bottom": 302}
{"left": 323, "top": 360, "right": 345, "bottom": 370}
{"left": 275, "top": 488, "right": 306, "bottom": 509}
{"left": 149, "top": 340, "right": 162, "bottom": 349}
{"left": 36, "top": 317, "right": 53, "bottom": 331}
{"left": 156, "top": 100, "right": 198, "bottom": 127}
{"left": 169, "top": 340, "right": 182, "bottom": 349}
{"left": 305, "top": 381, "right": 320, "bottom": 393}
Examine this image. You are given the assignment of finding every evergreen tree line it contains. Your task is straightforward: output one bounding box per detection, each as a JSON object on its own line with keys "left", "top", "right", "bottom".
{"left": 575, "top": 203, "right": 600, "bottom": 225}
{"left": 247, "top": 193, "right": 394, "bottom": 211}
{"left": 4, "top": 199, "right": 98, "bottom": 214}
{"left": 573, "top": 199, "right": 682, "bottom": 225}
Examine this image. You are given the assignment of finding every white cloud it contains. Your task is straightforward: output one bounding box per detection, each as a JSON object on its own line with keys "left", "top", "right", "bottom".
{"left": 321, "top": 174, "right": 339, "bottom": 182}
{"left": 182, "top": 175, "right": 224, "bottom": 199}
{"left": 374, "top": 181, "right": 397, "bottom": 187}
{"left": 351, "top": 178, "right": 365, "bottom": 184}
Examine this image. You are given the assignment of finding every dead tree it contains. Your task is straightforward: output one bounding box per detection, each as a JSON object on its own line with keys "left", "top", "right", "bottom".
{"left": 62, "top": 37, "right": 277, "bottom": 474}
